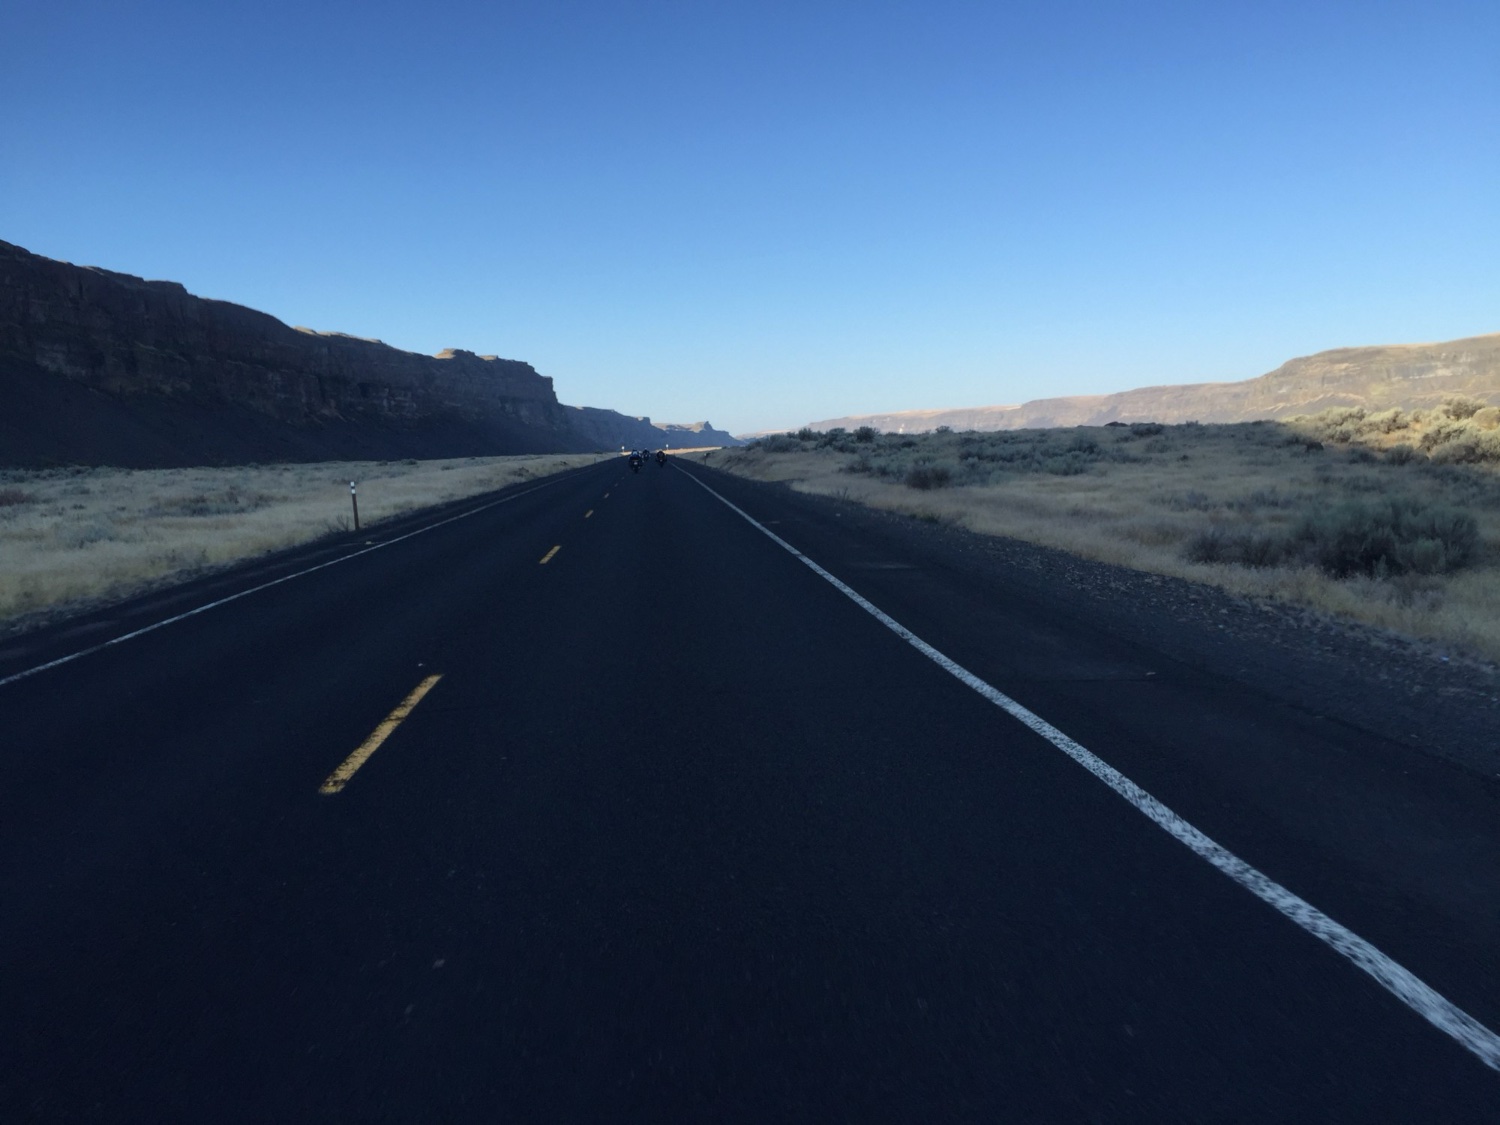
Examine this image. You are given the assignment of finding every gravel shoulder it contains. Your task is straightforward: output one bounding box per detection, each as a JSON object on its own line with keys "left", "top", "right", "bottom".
{"left": 747, "top": 475, "right": 1500, "bottom": 782}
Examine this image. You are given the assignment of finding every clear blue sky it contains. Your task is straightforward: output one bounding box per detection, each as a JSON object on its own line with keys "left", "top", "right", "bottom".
{"left": 5, "top": 0, "right": 1496, "bottom": 434}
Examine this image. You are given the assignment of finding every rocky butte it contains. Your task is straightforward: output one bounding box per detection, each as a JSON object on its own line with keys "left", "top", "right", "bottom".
{"left": 0, "top": 239, "right": 740, "bottom": 467}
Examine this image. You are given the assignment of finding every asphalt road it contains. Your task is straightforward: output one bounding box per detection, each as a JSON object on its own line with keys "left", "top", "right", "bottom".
{"left": 2, "top": 457, "right": 1498, "bottom": 1122}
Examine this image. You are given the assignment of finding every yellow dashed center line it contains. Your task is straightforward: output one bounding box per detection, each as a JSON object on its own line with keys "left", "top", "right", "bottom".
{"left": 320, "top": 674, "right": 442, "bottom": 795}
{"left": 539, "top": 545, "right": 561, "bottom": 564}
{"left": 584, "top": 509, "right": 594, "bottom": 519}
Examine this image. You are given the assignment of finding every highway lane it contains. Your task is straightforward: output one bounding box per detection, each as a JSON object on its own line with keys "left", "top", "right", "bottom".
{"left": 2, "top": 456, "right": 1498, "bottom": 1120}
{"left": 0, "top": 465, "right": 608, "bottom": 877}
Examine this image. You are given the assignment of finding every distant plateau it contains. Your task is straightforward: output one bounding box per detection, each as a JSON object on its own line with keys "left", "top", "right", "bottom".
{"left": 799, "top": 333, "right": 1500, "bottom": 435}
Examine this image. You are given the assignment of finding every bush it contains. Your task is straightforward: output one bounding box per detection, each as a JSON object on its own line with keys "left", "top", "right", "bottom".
{"left": 1040, "top": 453, "right": 1091, "bottom": 475}
{"left": 795, "top": 427, "right": 817, "bottom": 442}
{"left": 854, "top": 426, "right": 877, "bottom": 443}
{"left": 1130, "top": 422, "right": 1164, "bottom": 437}
{"left": 1444, "top": 397, "right": 1486, "bottom": 420}
{"left": 1299, "top": 407, "right": 1365, "bottom": 442}
{"left": 815, "top": 428, "right": 854, "bottom": 452}
{"left": 1428, "top": 433, "right": 1500, "bottom": 465}
{"left": 1364, "top": 408, "right": 1409, "bottom": 434}
{"left": 1183, "top": 528, "right": 1290, "bottom": 568}
{"left": 755, "top": 435, "right": 802, "bottom": 452}
{"left": 1293, "top": 497, "right": 1479, "bottom": 578}
{"left": 1419, "top": 419, "right": 1472, "bottom": 451}
{"left": 1386, "top": 443, "right": 1418, "bottom": 465}
{"left": 905, "top": 464, "right": 953, "bottom": 490}
{"left": 0, "top": 488, "right": 35, "bottom": 507}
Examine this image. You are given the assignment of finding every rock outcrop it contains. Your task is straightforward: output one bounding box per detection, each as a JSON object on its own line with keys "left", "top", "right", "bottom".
{"left": 0, "top": 238, "right": 585, "bottom": 465}
{"left": 805, "top": 333, "right": 1500, "bottom": 434}
{"left": 0, "top": 239, "right": 741, "bottom": 467}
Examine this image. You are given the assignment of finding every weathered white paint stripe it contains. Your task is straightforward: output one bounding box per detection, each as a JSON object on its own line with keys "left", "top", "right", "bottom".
{"left": 0, "top": 474, "right": 575, "bottom": 690}
{"left": 679, "top": 464, "right": 1500, "bottom": 1074}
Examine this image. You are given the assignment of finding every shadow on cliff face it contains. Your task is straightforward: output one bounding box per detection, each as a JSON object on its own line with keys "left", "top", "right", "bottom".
{"left": 0, "top": 360, "right": 596, "bottom": 469}
{"left": 2, "top": 238, "right": 730, "bottom": 467}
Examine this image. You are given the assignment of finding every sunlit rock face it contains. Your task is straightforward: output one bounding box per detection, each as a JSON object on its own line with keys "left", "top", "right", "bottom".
{"left": 804, "top": 334, "right": 1500, "bottom": 434}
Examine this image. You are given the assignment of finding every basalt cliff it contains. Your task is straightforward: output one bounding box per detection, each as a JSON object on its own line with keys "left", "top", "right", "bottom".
{"left": 0, "top": 239, "right": 738, "bottom": 467}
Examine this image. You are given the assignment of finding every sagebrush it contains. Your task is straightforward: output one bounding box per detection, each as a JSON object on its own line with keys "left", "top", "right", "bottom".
{"left": 709, "top": 416, "right": 1500, "bottom": 660}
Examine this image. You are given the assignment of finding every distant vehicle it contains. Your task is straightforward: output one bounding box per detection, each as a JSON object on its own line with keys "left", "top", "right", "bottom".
{"left": 655, "top": 450, "right": 667, "bottom": 466}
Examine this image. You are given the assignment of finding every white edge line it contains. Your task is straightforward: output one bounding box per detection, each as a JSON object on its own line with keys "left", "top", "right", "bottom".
{"left": 676, "top": 462, "right": 1500, "bottom": 1074}
{"left": 0, "top": 472, "right": 576, "bottom": 690}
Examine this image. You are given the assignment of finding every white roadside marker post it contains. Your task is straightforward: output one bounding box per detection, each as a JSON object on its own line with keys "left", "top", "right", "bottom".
{"left": 349, "top": 480, "right": 360, "bottom": 532}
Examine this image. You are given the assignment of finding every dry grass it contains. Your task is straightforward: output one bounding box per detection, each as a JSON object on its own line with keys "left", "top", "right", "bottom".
{"left": 694, "top": 407, "right": 1500, "bottom": 662}
{"left": 0, "top": 453, "right": 611, "bottom": 634}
